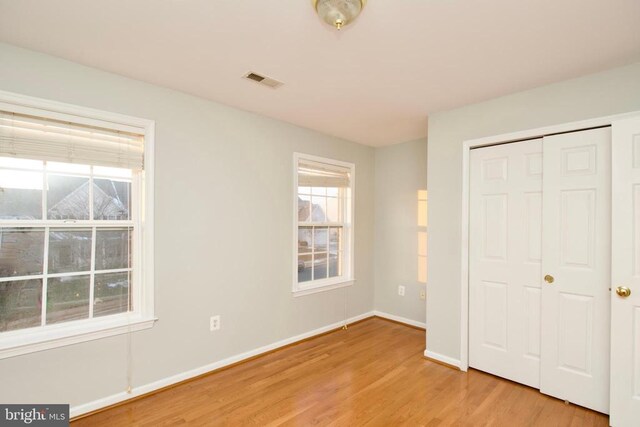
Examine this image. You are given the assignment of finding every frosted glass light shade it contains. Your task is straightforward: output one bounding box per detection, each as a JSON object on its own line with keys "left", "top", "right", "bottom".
{"left": 313, "top": 0, "right": 366, "bottom": 30}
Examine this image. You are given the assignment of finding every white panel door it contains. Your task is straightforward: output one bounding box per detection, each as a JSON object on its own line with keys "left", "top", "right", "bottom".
{"left": 540, "top": 127, "right": 611, "bottom": 414}
{"left": 610, "top": 117, "right": 640, "bottom": 427}
{"left": 469, "top": 139, "right": 543, "bottom": 388}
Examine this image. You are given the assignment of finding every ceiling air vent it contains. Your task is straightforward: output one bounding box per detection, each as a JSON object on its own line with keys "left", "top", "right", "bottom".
{"left": 243, "top": 72, "right": 283, "bottom": 89}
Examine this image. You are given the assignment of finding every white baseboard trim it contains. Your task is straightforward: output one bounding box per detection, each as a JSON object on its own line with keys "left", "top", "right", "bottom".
{"left": 71, "top": 310, "right": 375, "bottom": 418}
{"left": 373, "top": 311, "right": 426, "bottom": 329}
{"left": 424, "top": 350, "right": 461, "bottom": 369}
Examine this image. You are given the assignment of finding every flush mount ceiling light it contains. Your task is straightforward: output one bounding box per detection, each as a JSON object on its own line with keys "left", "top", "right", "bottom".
{"left": 313, "top": 0, "right": 367, "bottom": 30}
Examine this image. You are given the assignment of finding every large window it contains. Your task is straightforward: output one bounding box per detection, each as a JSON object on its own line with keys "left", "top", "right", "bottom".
{"left": 294, "top": 153, "right": 354, "bottom": 295}
{"left": 0, "top": 94, "right": 154, "bottom": 358}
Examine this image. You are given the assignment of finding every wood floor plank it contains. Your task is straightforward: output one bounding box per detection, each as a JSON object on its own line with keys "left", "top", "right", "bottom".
{"left": 72, "top": 318, "right": 609, "bottom": 426}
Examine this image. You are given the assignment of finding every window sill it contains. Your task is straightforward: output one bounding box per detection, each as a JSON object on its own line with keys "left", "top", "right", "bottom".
{"left": 0, "top": 315, "right": 157, "bottom": 360}
{"left": 292, "top": 278, "right": 354, "bottom": 297}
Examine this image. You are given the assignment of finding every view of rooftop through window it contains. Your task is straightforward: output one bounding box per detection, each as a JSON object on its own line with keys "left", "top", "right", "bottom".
{"left": 295, "top": 155, "right": 353, "bottom": 291}
{"left": 0, "top": 157, "right": 134, "bottom": 332}
{"left": 297, "top": 186, "right": 343, "bottom": 283}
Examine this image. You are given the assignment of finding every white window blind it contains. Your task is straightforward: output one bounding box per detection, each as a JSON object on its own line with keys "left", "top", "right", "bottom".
{"left": 0, "top": 110, "right": 144, "bottom": 170}
{"left": 298, "top": 159, "right": 351, "bottom": 188}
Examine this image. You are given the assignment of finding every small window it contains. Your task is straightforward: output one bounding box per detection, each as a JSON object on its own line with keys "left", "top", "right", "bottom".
{"left": 294, "top": 153, "right": 354, "bottom": 295}
{"left": 418, "top": 190, "right": 427, "bottom": 283}
{"left": 0, "top": 97, "right": 155, "bottom": 358}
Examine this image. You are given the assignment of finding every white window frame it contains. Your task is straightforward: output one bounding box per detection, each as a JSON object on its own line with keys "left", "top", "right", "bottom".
{"left": 0, "top": 90, "right": 155, "bottom": 359}
{"left": 292, "top": 153, "right": 355, "bottom": 296}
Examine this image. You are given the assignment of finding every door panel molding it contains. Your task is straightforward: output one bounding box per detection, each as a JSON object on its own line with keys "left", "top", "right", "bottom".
{"left": 611, "top": 117, "right": 640, "bottom": 426}
{"left": 459, "top": 111, "right": 640, "bottom": 375}
{"left": 469, "top": 139, "right": 542, "bottom": 389}
{"left": 461, "top": 113, "right": 640, "bottom": 424}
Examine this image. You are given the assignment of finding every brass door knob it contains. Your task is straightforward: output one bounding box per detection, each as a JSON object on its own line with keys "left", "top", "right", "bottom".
{"left": 616, "top": 286, "right": 631, "bottom": 298}
{"left": 544, "top": 274, "right": 554, "bottom": 284}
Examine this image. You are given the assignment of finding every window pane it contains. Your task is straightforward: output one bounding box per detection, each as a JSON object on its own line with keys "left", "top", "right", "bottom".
{"left": 48, "top": 228, "right": 92, "bottom": 274}
{"left": 329, "top": 251, "right": 341, "bottom": 278}
{"left": 96, "top": 228, "right": 132, "bottom": 270}
{"left": 93, "top": 166, "right": 132, "bottom": 178}
{"left": 94, "top": 272, "right": 130, "bottom": 317}
{"left": 298, "top": 186, "right": 311, "bottom": 195}
{"left": 418, "top": 198, "right": 428, "bottom": 228}
{"left": 46, "top": 275, "right": 90, "bottom": 324}
{"left": 93, "top": 178, "right": 131, "bottom": 220}
{"left": 297, "top": 195, "right": 311, "bottom": 222}
{"left": 47, "top": 161, "right": 90, "bottom": 174}
{"left": 298, "top": 227, "right": 312, "bottom": 254}
{"left": 311, "top": 196, "right": 326, "bottom": 222}
{"left": 326, "top": 197, "right": 339, "bottom": 222}
{"left": 327, "top": 187, "right": 338, "bottom": 197}
{"left": 297, "top": 255, "right": 312, "bottom": 283}
{"left": 329, "top": 227, "right": 341, "bottom": 252}
{"left": 313, "top": 253, "right": 328, "bottom": 280}
{"left": 47, "top": 174, "right": 90, "bottom": 220}
{"left": 0, "top": 228, "right": 44, "bottom": 277}
{"left": 313, "top": 227, "right": 328, "bottom": 252}
{"left": 0, "top": 170, "right": 43, "bottom": 219}
{"left": 0, "top": 157, "right": 43, "bottom": 170}
{"left": 312, "top": 187, "right": 326, "bottom": 196}
{"left": 0, "top": 279, "right": 42, "bottom": 332}
{"left": 418, "top": 231, "right": 427, "bottom": 257}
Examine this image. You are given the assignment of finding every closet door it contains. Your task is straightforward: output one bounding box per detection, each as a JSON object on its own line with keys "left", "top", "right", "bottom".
{"left": 610, "top": 117, "right": 640, "bottom": 427}
{"left": 469, "top": 139, "right": 543, "bottom": 388}
{"left": 540, "top": 127, "right": 611, "bottom": 414}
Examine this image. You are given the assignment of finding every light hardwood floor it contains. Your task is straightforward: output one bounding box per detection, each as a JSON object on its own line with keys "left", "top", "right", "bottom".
{"left": 73, "top": 317, "right": 608, "bottom": 426}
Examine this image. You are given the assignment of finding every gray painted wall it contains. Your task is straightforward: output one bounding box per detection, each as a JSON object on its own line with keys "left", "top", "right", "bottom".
{"left": 5, "top": 39, "right": 637, "bottom": 410}
{"left": 426, "top": 61, "right": 640, "bottom": 361}
{"left": 0, "top": 43, "right": 376, "bottom": 407}
{"left": 374, "top": 139, "right": 427, "bottom": 324}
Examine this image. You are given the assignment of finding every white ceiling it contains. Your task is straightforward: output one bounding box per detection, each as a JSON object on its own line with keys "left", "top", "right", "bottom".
{"left": 0, "top": 0, "right": 639, "bottom": 146}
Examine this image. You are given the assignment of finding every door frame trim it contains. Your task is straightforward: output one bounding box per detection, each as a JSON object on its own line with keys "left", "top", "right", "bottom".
{"left": 459, "top": 110, "right": 640, "bottom": 372}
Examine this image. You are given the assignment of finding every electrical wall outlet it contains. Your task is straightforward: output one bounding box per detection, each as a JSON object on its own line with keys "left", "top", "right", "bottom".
{"left": 398, "top": 285, "right": 405, "bottom": 296}
{"left": 420, "top": 289, "right": 426, "bottom": 300}
{"left": 210, "top": 315, "right": 221, "bottom": 331}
